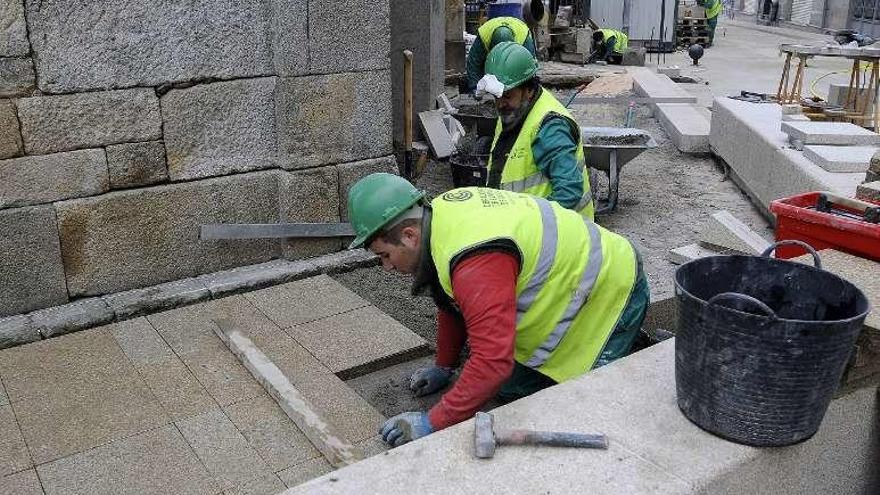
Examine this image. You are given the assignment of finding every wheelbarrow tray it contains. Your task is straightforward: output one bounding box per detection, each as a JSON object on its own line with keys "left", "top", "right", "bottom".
{"left": 580, "top": 127, "right": 657, "bottom": 172}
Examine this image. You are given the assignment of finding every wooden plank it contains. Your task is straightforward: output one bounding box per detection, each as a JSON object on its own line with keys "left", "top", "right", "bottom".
{"left": 211, "top": 319, "right": 362, "bottom": 468}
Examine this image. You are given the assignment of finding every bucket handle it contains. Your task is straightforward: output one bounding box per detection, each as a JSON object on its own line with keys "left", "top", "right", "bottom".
{"left": 759, "top": 240, "right": 822, "bottom": 270}
{"left": 707, "top": 292, "right": 778, "bottom": 320}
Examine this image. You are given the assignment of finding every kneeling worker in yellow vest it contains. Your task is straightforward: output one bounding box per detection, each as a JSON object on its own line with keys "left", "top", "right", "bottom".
{"left": 475, "top": 42, "right": 595, "bottom": 220}
{"left": 346, "top": 173, "right": 650, "bottom": 447}
{"left": 466, "top": 16, "right": 537, "bottom": 92}
{"left": 590, "top": 28, "right": 629, "bottom": 65}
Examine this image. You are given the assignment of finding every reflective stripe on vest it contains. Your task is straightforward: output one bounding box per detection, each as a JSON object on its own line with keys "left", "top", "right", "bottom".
{"left": 478, "top": 17, "right": 531, "bottom": 48}
{"left": 515, "top": 198, "right": 557, "bottom": 322}
{"left": 526, "top": 217, "right": 602, "bottom": 367}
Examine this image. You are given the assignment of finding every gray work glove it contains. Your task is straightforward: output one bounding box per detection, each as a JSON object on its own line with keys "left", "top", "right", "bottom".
{"left": 409, "top": 365, "right": 454, "bottom": 397}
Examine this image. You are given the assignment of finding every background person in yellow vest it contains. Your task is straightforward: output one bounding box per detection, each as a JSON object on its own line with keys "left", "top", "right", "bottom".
{"left": 475, "top": 42, "right": 594, "bottom": 219}
{"left": 589, "top": 28, "right": 628, "bottom": 65}
{"left": 345, "top": 173, "right": 650, "bottom": 447}
{"left": 466, "top": 16, "right": 536, "bottom": 92}
{"left": 697, "top": 0, "right": 722, "bottom": 45}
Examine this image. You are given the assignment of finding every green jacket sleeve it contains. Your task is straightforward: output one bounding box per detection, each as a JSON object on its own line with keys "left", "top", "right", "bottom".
{"left": 523, "top": 34, "right": 537, "bottom": 58}
{"left": 466, "top": 38, "right": 488, "bottom": 92}
{"left": 532, "top": 116, "right": 584, "bottom": 209}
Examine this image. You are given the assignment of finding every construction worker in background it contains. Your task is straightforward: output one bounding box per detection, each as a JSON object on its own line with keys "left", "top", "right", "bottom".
{"left": 345, "top": 173, "right": 650, "bottom": 447}
{"left": 697, "top": 0, "right": 722, "bottom": 45}
{"left": 466, "top": 16, "right": 537, "bottom": 92}
{"left": 589, "top": 28, "right": 628, "bottom": 65}
{"left": 474, "top": 42, "right": 594, "bottom": 220}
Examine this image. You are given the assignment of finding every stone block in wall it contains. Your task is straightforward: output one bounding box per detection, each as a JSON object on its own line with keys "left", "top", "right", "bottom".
{"left": 0, "top": 205, "right": 69, "bottom": 317}
{"left": 0, "top": 0, "right": 29, "bottom": 57}
{"left": 0, "top": 149, "right": 109, "bottom": 209}
{"left": 308, "top": 0, "right": 390, "bottom": 73}
{"left": 55, "top": 171, "right": 282, "bottom": 297}
{"left": 276, "top": 70, "right": 392, "bottom": 168}
{"left": 0, "top": 100, "right": 22, "bottom": 159}
{"left": 162, "top": 77, "right": 278, "bottom": 181}
{"left": 0, "top": 57, "right": 35, "bottom": 97}
{"left": 24, "top": 0, "right": 273, "bottom": 93}
{"left": 337, "top": 156, "right": 399, "bottom": 221}
{"left": 17, "top": 88, "right": 161, "bottom": 155}
{"left": 106, "top": 141, "right": 169, "bottom": 189}
{"left": 279, "top": 167, "right": 344, "bottom": 260}
{"left": 269, "top": 0, "right": 309, "bottom": 76}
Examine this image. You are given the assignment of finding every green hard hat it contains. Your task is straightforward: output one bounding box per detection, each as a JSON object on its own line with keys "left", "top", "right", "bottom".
{"left": 484, "top": 41, "right": 539, "bottom": 90}
{"left": 490, "top": 25, "right": 516, "bottom": 48}
{"left": 346, "top": 173, "right": 426, "bottom": 249}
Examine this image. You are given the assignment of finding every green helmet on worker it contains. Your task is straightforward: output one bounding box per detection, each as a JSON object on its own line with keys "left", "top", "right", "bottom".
{"left": 489, "top": 25, "right": 516, "bottom": 48}
{"left": 484, "top": 41, "right": 539, "bottom": 90}
{"left": 346, "top": 173, "right": 426, "bottom": 249}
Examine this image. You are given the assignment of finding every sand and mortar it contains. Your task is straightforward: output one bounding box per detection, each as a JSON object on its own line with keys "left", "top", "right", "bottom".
{"left": 334, "top": 83, "right": 771, "bottom": 417}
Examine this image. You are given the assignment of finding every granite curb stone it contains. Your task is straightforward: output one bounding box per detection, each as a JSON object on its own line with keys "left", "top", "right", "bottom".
{"left": 782, "top": 121, "right": 880, "bottom": 146}
{"left": 103, "top": 277, "right": 210, "bottom": 320}
{"left": 802, "top": 145, "right": 876, "bottom": 173}
{"left": 29, "top": 297, "right": 115, "bottom": 339}
{"left": 0, "top": 315, "right": 39, "bottom": 350}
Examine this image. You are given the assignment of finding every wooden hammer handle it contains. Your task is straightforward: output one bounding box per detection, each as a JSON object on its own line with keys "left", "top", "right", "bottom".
{"left": 496, "top": 429, "right": 609, "bottom": 449}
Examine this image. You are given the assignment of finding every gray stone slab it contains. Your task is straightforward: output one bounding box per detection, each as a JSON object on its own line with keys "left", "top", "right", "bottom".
{"left": 0, "top": 404, "right": 31, "bottom": 476}
{"left": 286, "top": 305, "right": 427, "bottom": 377}
{"left": 307, "top": 0, "right": 390, "bottom": 73}
{"left": 198, "top": 259, "right": 320, "bottom": 299}
{"left": 630, "top": 67, "right": 697, "bottom": 104}
{"left": 0, "top": 315, "right": 39, "bottom": 350}
{"left": 275, "top": 71, "right": 393, "bottom": 169}
{"left": 106, "top": 141, "right": 168, "bottom": 189}
{"left": 36, "top": 425, "right": 216, "bottom": 495}
{"left": 699, "top": 210, "right": 771, "bottom": 255}
{"left": 667, "top": 243, "right": 733, "bottom": 265}
{"left": 418, "top": 110, "right": 456, "bottom": 158}
{"left": 0, "top": 329, "right": 168, "bottom": 463}
{"left": 337, "top": 157, "right": 399, "bottom": 221}
{"left": 107, "top": 317, "right": 175, "bottom": 366}
{"left": 18, "top": 89, "right": 161, "bottom": 155}
{"left": 103, "top": 277, "right": 210, "bottom": 320}
{"left": 356, "top": 436, "right": 388, "bottom": 458}
{"left": 176, "top": 409, "right": 274, "bottom": 491}
{"left": 223, "top": 473, "right": 286, "bottom": 495}
{"left": 857, "top": 180, "right": 880, "bottom": 203}
{"left": 0, "top": 100, "right": 22, "bottom": 159}
{"left": 137, "top": 355, "right": 218, "bottom": 421}
{"left": 802, "top": 145, "right": 876, "bottom": 173}
{"left": 162, "top": 78, "right": 278, "bottom": 181}
{"left": 55, "top": 171, "right": 281, "bottom": 296}
{"left": 279, "top": 168, "right": 344, "bottom": 260}
{"left": 277, "top": 457, "right": 333, "bottom": 489}
{"left": 292, "top": 372, "right": 384, "bottom": 445}
{"left": 30, "top": 298, "right": 115, "bottom": 339}
{"left": 0, "top": 0, "right": 28, "bottom": 57}
{"left": 243, "top": 274, "right": 370, "bottom": 329}
{"left": 0, "top": 149, "right": 108, "bottom": 209}
{"left": 223, "top": 394, "right": 320, "bottom": 472}
{"left": 269, "top": 0, "right": 308, "bottom": 77}
{"left": 0, "top": 469, "right": 43, "bottom": 495}
{"left": 24, "top": 0, "right": 272, "bottom": 93}
{"left": 655, "top": 103, "right": 710, "bottom": 153}
{"left": 0, "top": 205, "right": 68, "bottom": 317}
{"left": 782, "top": 121, "right": 880, "bottom": 146}
{"left": 0, "top": 57, "right": 34, "bottom": 98}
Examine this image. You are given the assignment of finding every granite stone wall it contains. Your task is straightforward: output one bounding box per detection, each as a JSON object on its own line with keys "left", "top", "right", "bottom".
{"left": 0, "top": 0, "right": 395, "bottom": 315}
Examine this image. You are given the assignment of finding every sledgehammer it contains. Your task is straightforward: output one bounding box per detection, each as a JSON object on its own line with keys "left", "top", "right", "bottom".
{"left": 473, "top": 412, "right": 608, "bottom": 459}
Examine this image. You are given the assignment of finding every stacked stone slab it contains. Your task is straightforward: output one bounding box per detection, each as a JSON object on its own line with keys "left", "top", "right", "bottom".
{"left": 0, "top": 0, "right": 395, "bottom": 316}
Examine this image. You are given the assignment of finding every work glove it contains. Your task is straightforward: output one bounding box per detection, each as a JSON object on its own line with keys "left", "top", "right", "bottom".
{"left": 474, "top": 74, "right": 505, "bottom": 100}
{"left": 409, "top": 365, "right": 454, "bottom": 397}
{"left": 379, "top": 412, "right": 434, "bottom": 447}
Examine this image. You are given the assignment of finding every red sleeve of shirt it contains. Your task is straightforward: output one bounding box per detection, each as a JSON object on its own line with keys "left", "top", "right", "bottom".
{"left": 428, "top": 251, "right": 519, "bottom": 430}
{"left": 435, "top": 308, "right": 467, "bottom": 368}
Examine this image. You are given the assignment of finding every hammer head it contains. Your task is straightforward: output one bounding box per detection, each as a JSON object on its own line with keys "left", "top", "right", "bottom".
{"left": 474, "top": 412, "right": 496, "bottom": 459}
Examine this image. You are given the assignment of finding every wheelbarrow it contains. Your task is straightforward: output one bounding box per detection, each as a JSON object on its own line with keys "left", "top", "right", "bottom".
{"left": 581, "top": 126, "right": 657, "bottom": 214}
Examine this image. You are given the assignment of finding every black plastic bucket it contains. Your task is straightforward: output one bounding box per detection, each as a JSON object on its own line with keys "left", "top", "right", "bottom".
{"left": 674, "top": 240, "right": 870, "bottom": 447}
{"left": 449, "top": 155, "right": 488, "bottom": 187}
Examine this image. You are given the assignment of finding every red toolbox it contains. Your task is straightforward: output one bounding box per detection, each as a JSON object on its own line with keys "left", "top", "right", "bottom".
{"left": 769, "top": 191, "right": 880, "bottom": 261}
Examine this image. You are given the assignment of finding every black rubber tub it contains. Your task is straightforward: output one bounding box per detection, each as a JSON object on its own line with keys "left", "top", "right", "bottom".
{"left": 449, "top": 155, "right": 488, "bottom": 187}
{"left": 673, "top": 240, "right": 870, "bottom": 447}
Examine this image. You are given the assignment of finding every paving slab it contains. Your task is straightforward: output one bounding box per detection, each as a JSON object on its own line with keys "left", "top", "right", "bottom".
{"left": 285, "top": 305, "right": 427, "bottom": 377}
{"left": 630, "top": 67, "right": 697, "bottom": 105}
{"left": 243, "top": 275, "right": 370, "bottom": 329}
{"left": 0, "top": 404, "right": 31, "bottom": 477}
{"left": 277, "top": 457, "right": 334, "bottom": 489}
{"left": 175, "top": 409, "right": 274, "bottom": 491}
{"left": 224, "top": 394, "right": 319, "bottom": 472}
{"left": 667, "top": 243, "right": 734, "bottom": 265}
{"left": 802, "top": 145, "right": 876, "bottom": 173}
{"left": 137, "top": 357, "right": 217, "bottom": 421}
{"left": 36, "top": 425, "right": 216, "bottom": 495}
{"left": 107, "top": 317, "right": 175, "bottom": 366}
{"left": 655, "top": 103, "right": 710, "bottom": 153}
{"left": 291, "top": 373, "right": 385, "bottom": 445}
{"left": 0, "top": 469, "right": 43, "bottom": 495}
{"left": 223, "top": 473, "right": 286, "bottom": 495}
{"left": 781, "top": 121, "right": 880, "bottom": 146}
{"left": 0, "top": 329, "right": 168, "bottom": 463}
{"left": 699, "top": 210, "right": 771, "bottom": 254}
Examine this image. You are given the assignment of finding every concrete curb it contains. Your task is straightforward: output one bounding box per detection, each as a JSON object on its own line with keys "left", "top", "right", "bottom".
{"left": 0, "top": 250, "right": 379, "bottom": 351}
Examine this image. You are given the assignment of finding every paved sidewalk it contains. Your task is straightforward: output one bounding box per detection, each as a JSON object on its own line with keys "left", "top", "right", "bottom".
{"left": 0, "top": 275, "right": 426, "bottom": 495}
